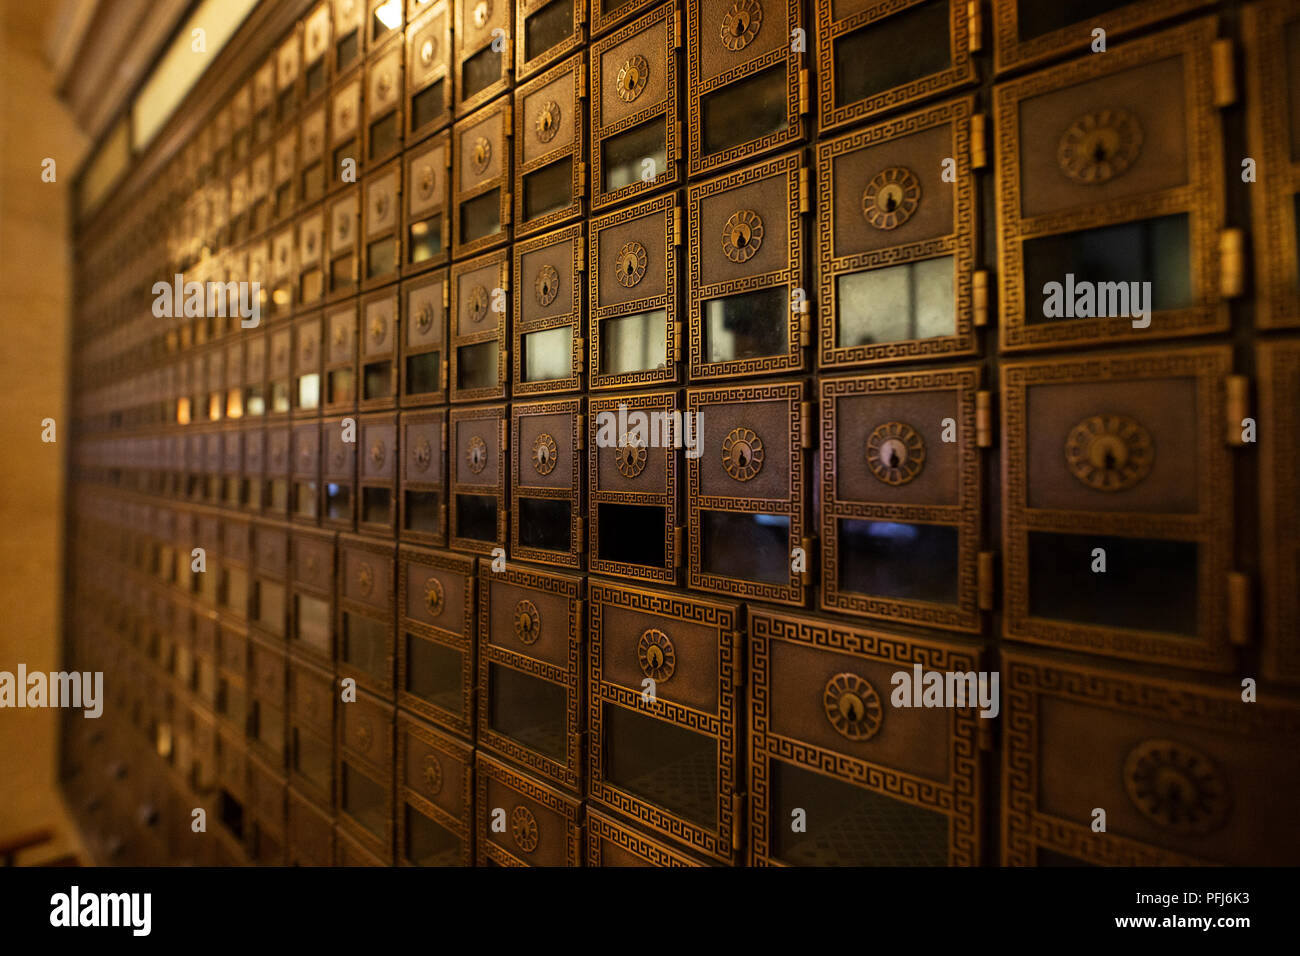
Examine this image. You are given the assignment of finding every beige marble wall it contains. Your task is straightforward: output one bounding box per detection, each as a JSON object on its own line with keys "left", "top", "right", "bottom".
{"left": 0, "top": 1, "right": 89, "bottom": 862}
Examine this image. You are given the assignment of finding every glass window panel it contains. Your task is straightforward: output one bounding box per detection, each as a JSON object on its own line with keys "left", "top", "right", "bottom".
{"left": 599, "top": 311, "right": 667, "bottom": 375}
{"left": 837, "top": 519, "right": 959, "bottom": 605}
{"left": 700, "top": 63, "right": 787, "bottom": 157}
{"left": 834, "top": 0, "right": 951, "bottom": 109}
{"left": 604, "top": 703, "right": 717, "bottom": 828}
{"left": 456, "top": 341, "right": 498, "bottom": 390}
{"left": 836, "top": 256, "right": 954, "bottom": 346}
{"left": 522, "top": 326, "right": 572, "bottom": 382}
{"left": 700, "top": 511, "right": 789, "bottom": 584}
{"left": 601, "top": 117, "right": 667, "bottom": 193}
{"left": 704, "top": 287, "right": 788, "bottom": 363}
{"left": 406, "top": 635, "right": 464, "bottom": 713}
{"left": 488, "top": 663, "right": 566, "bottom": 759}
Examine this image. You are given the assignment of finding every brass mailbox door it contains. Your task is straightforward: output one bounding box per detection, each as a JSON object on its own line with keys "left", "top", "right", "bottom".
{"left": 590, "top": 3, "right": 681, "bottom": 210}
{"left": 450, "top": 250, "right": 510, "bottom": 402}
{"left": 995, "top": 19, "right": 1229, "bottom": 352}
{"left": 399, "top": 408, "right": 446, "bottom": 545}
{"left": 365, "top": 43, "right": 405, "bottom": 165}
{"left": 585, "top": 808, "right": 707, "bottom": 866}
{"left": 293, "top": 312, "right": 324, "bottom": 417}
{"left": 1245, "top": 0, "right": 1300, "bottom": 329}
{"left": 403, "top": 132, "right": 451, "bottom": 273}
{"left": 1258, "top": 339, "right": 1300, "bottom": 684}
{"left": 589, "top": 193, "right": 680, "bottom": 389}
{"left": 476, "top": 752, "right": 583, "bottom": 866}
{"left": 687, "top": 0, "right": 804, "bottom": 176}
{"left": 518, "top": 0, "right": 586, "bottom": 80}
{"left": 359, "top": 285, "right": 400, "bottom": 409}
{"left": 406, "top": 2, "right": 453, "bottom": 141}
{"left": 449, "top": 404, "right": 507, "bottom": 553}
{"left": 297, "top": 205, "right": 326, "bottom": 310}
{"left": 587, "top": 390, "right": 680, "bottom": 582}
{"left": 511, "top": 397, "right": 583, "bottom": 567}
{"left": 329, "top": 78, "right": 363, "bottom": 198}
{"left": 688, "top": 150, "right": 807, "bottom": 381}
{"left": 338, "top": 535, "right": 396, "bottom": 695}
{"left": 301, "top": 105, "right": 328, "bottom": 206}
{"left": 291, "top": 421, "right": 321, "bottom": 523}
{"left": 749, "top": 608, "right": 984, "bottom": 866}
{"left": 515, "top": 53, "right": 586, "bottom": 237}
{"left": 361, "top": 160, "right": 402, "bottom": 288}
{"left": 477, "top": 564, "right": 584, "bottom": 791}
{"left": 336, "top": 687, "right": 395, "bottom": 862}
{"left": 514, "top": 223, "right": 585, "bottom": 395}
{"left": 287, "top": 789, "right": 334, "bottom": 866}
{"left": 326, "top": 186, "right": 359, "bottom": 300}
{"left": 287, "top": 655, "right": 335, "bottom": 807}
{"left": 290, "top": 527, "right": 337, "bottom": 666}
{"left": 1001, "top": 345, "right": 1234, "bottom": 671}
{"left": 452, "top": 96, "right": 513, "bottom": 257}
{"left": 334, "top": 0, "right": 367, "bottom": 75}
{"left": 820, "top": 366, "right": 983, "bottom": 632}
{"left": 817, "top": 96, "right": 978, "bottom": 370}
{"left": 397, "top": 545, "right": 474, "bottom": 734}
{"left": 322, "top": 414, "right": 357, "bottom": 529}
{"left": 816, "top": 0, "right": 975, "bottom": 133}
{"left": 455, "top": 0, "right": 513, "bottom": 116}
{"left": 358, "top": 411, "right": 399, "bottom": 534}
{"left": 322, "top": 302, "right": 358, "bottom": 413}
{"left": 993, "top": 0, "right": 1215, "bottom": 74}
{"left": 396, "top": 714, "right": 473, "bottom": 865}
{"left": 1002, "top": 649, "right": 1300, "bottom": 866}
{"left": 588, "top": 580, "right": 742, "bottom": 862}
{"left": 400, "top": 269, "right": 448, "bottom": 405}
{"left": 303, "top": 2, "right": 333, "bottom": 102}
{"left": 687, "top": 380, "right": 808, "bottom": 605}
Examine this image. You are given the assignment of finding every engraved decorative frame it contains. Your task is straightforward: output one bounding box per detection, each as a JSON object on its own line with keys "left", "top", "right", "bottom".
{"left": 335, "top": 534, "right": 396, "bottom": 695}
{"left": 405, "top": 2, "right": 454, "bottom": 142}
{"left": 454, "top": 0, "right": 513, "bottom": 116}
{"left": 399, "top": 268, "right": 449, "bottom": 405}
{"left": 449, "top": 248, "right": 510, "bottom": 402}
{"left": 517, "top": 0, "right": 588, "bottom": 80}
{"left": 448, "top": 403, "right": 508, "bottom": 553}
{"left": 395, "top": 714, "right": 474, "bottom": 865}
{"left": 451, "top": 95, "right": 513, "bottom": 257}
{"left": 475, "top": 752, "right": 583, "bottom": 865}
{"left": 585, "top": 808, "right": 707, "bottom": 865}
{"left": 1001, "top": 345, "right": 1234, "bottom": 671}
{"left": 401, "top": 131, "right": 451, "bottom": 277}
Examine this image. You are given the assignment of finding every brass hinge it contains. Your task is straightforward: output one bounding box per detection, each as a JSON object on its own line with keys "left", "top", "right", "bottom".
{"left": 672, "top": 320, "right": 683, "bottom": 359}
{"left": 800, "top": 536, "right": 815, "bottom": 578}
{"left": 574, "top": 337, "right": 586, "bottom": 367}
{"left": 975, "top": 390, "right": 993, "bottom": 447}
{"left": 574, "top": 598, "right": 585, "bottom": 628}
{"left": 798, "top": 166, "right": 811, "bottom": 215}
{"left": 577, "top": 63, "right": 587, "bottom": 94}
{"left": 576, "top": 237, "right": 586, "bottom": 268}
{"left": 1219, "top": 228, "right": 1245, "bottom": 298}
{"left": 576, "top": 516, "right": 586, "bottom": 551}
{"left": 970, "top": 113, "right": 988, "bottom": 170}
{"left": 441, "top": 359, "right": 448, "bottom": 391}
{"left": 977, "top": 551, "right": 996, "bottom": 611}
{"left": 967, "top": 1, "right": 983, "bottom": 54}
{"left": 1228, "top": 571, "right": 1251, "bottom": 646}
{"left": 977, "top": 716, "right": 995, "bottom": 752}
{"left": 972, "top": 270, "right": 989, "bottom": 327}
{"left": 441, "top": 420, "right": 447, "bottom": 448}
{"left": 502, "top": 101, "right": 513, "bottom": 128}
{"left": 674, "top": 120, "right": 682, "bottom": 150}
{"left": 1226, "top": 375, "right": 1250, "bottom": 447}
{"left": 576, "top": 162, "right": 587, "bottom": 197}
{"left": 1212, "top": 38, "right": 1236, "bottom": 108}
{"left": 672, "top": 207, "right": 682, "bottom": 246}
{"left": 800, "top": 401, "right": 814, "bottom": 448}
{"left": 576, "top": 414, "right": 586, "bottom": 450}
{"left": 797, "top": 69, "right": 810, "bottom": 115}
{"left": 502, "top": 194, "right": 512, "bottom": 224}
{"left": 442, "top": 279, "right": 449, "bottom": 308}
{"left": 576, "top": 0, "right": 587, "bottom": 26}
{"left": 797, "top": 311, "right": 811, "bottom": 348}
{"left": 500, "top": 418, "right": 508, "bottom": 447}
{"left": 673, "top": 10, "right": 682, "bottom": 48}
{"left": 673, "top": 525, "right": 684, "bottom": 567}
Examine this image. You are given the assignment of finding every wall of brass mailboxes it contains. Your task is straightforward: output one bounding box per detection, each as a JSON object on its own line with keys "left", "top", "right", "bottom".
{"left": 61, "top": 0, "right": 1300, "bottom": 866}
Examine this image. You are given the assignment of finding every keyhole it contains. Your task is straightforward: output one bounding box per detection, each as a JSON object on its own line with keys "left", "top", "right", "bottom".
{"left": 888, "top": 449, "right": 901, "bottom": 468}
{"left": 732, "top": 13, "right": 747, "bottom": 34}
{"left": 1093, "top": 142, "right": 1108, "bottom": 163}
{"left": 648, "top": 646, "right": 662, "bottom": 667}
{"left": 1103, "top": 448, "right": 1117, "bottom": 471}
{"left": 738, "top": 448, "right": 749, "bottom": 466}
{"left": 625, "top": 259, "right": 634, "bottom": 275}
{"left": 843, "top": 694, "right": 861, "bottom": 721}
{"left": 541, "top": 280, "right": 550, "bottom": 295}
